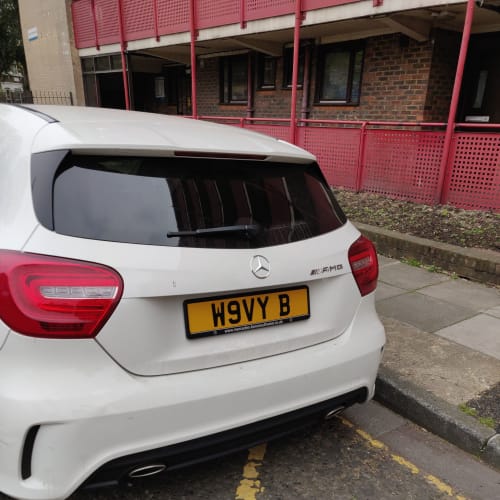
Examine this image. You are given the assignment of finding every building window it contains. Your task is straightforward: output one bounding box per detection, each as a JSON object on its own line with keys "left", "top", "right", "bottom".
{"left": 81, "top": 54, "right": 124, "bottom": 107}
{"left": 155, "top": 77, "right": 166, "bottom": 99}
{"left": 316, "top": 42, "right": 364, "bottom": 105}
{"left": 257, "top": 54, "right": 277, "bottom": 90}
{"left": 82, "top": 55, "right": 122, "bottom": 74}
{"left": 283, "top": 46, "right": 305, "bottom": 89}
{"left": 220, "top": 54, "right": 248, "bottom": 104}
{"left": 472, "top": 70, "right": 488, "bottom": 109}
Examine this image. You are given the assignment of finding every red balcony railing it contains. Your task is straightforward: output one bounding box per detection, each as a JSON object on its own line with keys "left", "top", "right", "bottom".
{"left": 200, "top": 117, "right": 500, "bottom": 212}
{"left": 72, "top": 0, "right": 366, "bottom": 49}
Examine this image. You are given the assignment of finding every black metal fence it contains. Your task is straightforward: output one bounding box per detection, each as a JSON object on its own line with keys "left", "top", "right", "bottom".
{"left": 0, "top": 90, "right": 73, "bottom": 105}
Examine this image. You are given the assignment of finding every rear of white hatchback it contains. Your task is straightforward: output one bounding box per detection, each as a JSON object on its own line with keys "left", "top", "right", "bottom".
{"left": 0, "top": 104, "right": 385, "bottom": 500}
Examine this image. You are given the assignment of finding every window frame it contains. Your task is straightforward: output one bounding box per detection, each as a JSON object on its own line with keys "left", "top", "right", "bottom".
{"left": 256, "top": 54, "right": 277, "bottom": 90}
{"left": 219, "top": 54, "right": 249, "bottom": 105}
{"left": 282, "top": 45, "right": 305, "bottom": 89}
{"left": 315, "top": 41, "right": 365, "bottom": 106}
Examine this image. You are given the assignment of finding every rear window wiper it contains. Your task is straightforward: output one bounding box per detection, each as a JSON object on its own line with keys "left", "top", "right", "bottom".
{"left": 167, "top": 224, "right": 261, "bottom": 239}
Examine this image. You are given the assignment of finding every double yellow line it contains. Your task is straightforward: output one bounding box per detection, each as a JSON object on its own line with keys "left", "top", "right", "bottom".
{"left": 235, "top": 444, "right": 267, "bottom": 500}
{"left": 234, "top": 417, "right": 469, "bottom": 499}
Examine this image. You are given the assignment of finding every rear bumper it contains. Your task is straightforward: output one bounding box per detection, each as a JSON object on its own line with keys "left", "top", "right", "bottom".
{"left": 84, "top": 387, "right": 367, "bottom": 489}
{"left": 0, "top": 300, "right": 384, "bottom": 500}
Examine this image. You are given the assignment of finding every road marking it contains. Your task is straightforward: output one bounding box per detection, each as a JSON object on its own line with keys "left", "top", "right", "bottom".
{"left": 392, "top": 454, "right": 419, "bottom": 475}
{"left": 235, "top": 443, "right": 267, "bottom": 500}
{"left": 339, "top": 417, "right": 469, "bottom": 500}
{"left": 356, "top": 428, "right": 386, "bottom": 449}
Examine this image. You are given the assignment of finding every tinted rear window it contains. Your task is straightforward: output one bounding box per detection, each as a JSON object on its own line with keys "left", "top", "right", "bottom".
{"left": 45, "top": 154, "right": 346, "bottom": 249}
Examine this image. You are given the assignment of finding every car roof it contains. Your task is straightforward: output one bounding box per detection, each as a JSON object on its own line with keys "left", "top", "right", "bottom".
{"left": 11, "top": 104, "right": 316, "bottom": 163}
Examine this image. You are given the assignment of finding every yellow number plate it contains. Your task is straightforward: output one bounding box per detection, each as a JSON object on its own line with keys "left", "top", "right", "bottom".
{"left": 184, "top": 286, "right": 310, "bottom": 338}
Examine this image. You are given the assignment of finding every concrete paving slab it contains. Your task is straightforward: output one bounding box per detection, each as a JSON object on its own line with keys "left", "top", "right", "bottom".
{"left": 381, "top": 317, "right": 500, "bottom": 405}
{"left": 434, "top": 314, "right": 500, "bottom": 361}
{"left": 375, "top": 282, "right": 406, "bottom": 302}
{"left": 377, "top": 255, "right": 399, "bottom": 268}
{"left": 486, "top": 305, "right": 500, "bottom": 319}
{"left": 376, "top": 292, "right": 475, "bottom": 333}
{"left": 379, "top": 262, "right": 450, "bottom": 290}
{"left": 418, "top": 279, "right": 500, "bottom": 312}
{"left": 358, "top": 223, "right": 500, "bottom": 469}
{"left": 343, "top": 400, "right": 407, "bottom": 438}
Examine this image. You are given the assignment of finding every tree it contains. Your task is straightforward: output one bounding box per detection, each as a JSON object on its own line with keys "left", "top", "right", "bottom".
{"left": 0, "top": 0, "right": 25, "bottom": 76}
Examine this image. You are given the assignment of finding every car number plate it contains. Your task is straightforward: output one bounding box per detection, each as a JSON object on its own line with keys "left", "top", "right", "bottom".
{"left": 184, "top": 286, "right": 310, "bottom": 338}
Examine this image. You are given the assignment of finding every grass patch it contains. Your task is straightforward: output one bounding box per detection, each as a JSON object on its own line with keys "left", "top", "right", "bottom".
{"left": 459, "top": 404, "right": 477, "bottom": 417}
{"left": 478, "top": 416, "right": 496, "bottom": 429}
{"left": 459, "top": 404, "right": 497, "bottom": 430}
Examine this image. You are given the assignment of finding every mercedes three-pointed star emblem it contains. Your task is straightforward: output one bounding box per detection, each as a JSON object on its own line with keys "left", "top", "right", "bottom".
{"left": 251, "top": 255, "right": 271, "bottom": 279}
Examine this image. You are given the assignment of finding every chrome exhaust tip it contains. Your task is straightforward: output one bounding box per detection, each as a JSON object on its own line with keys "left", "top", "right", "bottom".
{"left": 128, "top": 464, "right": 167, "bottom": 479}
{"left": 324, "top": 406, "right": 346, "bottom": 420}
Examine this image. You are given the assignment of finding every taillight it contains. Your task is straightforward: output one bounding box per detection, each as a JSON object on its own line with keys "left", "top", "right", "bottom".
{"left": 0, "top": 251, "right": 123, "bottom": 339}
{"left": 348, "top": 236, "right": 379, "bottom": 296}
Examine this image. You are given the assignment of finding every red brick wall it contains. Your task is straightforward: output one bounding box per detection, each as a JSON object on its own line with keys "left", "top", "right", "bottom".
{"left": 310, "top": 34, "right": 433, "bottom": 121}
{"left": 253, "top": 55, "right": 304, "bottom": 118}
{"left": 196, "top": 58, "right": 228, "bottom": 116}
{"left": 196, "top": 54, "right": 303, "bottom": 118}
{"left": 194, "top": 33, "right": 449, "bottom": 123}
{"left": 424, "top": 29, "right": 460, "bottom": 122}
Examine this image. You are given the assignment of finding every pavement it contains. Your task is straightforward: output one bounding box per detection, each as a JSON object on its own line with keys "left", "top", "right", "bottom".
{"left": 361, "top": 224, "right": 500, "bottom": 470}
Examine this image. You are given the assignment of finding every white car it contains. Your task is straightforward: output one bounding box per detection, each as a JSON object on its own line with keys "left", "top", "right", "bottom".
{"left": 0, "top": 104, "right": 385, "bottom": 500}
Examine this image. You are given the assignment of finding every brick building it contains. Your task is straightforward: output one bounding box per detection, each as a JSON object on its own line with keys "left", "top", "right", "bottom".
{"left": 17, "top": 0, "right": 500, "bottom": 211}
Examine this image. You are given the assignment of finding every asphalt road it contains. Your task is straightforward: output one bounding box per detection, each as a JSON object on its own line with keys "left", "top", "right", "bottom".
{"left": 61, "top": 401, "right": 500, "bottom": 500}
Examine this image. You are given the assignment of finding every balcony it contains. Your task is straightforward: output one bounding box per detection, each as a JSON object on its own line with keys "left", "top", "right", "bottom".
{"left": 72, "top": 0, "right": 372, "bottom": 49}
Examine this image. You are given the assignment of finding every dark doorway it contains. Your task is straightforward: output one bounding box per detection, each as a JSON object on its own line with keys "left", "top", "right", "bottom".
{"left": 98, "top": 73, "right": 126, "bottom": 109}
{"left": 163, "top": 66, "right": 191, "bottom": 115}
{"left": 460, "top": 34, "right": 500, "bottom": 123}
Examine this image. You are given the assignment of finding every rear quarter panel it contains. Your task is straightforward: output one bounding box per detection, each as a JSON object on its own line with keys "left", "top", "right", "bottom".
{"left": 0, "top": 106, "right": 46, "bottom": 250}
{"left": 0, "top": 106, "right": 48, "bottom": 349}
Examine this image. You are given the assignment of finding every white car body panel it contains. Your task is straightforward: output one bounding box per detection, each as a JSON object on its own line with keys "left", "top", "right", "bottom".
{"left": 0, "top": 306, "right": 383, "bottom": 500}
{"left": 29, "top": 105, "right": 315, "bottom": 163}
{"left": 24, "top": 222, "right": 362, "bottom": 375}
{"left": 0, "top": 106, "right": 45, "bottom": 250}
{"left": 0, "top": 104, "right": 385, "bottom": 500}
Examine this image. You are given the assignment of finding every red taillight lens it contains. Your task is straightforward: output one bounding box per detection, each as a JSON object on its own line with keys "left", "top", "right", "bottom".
{"left": 0, "top": 251, "right": 123, "bottom": 339}
{"left": 348, "top": 236, "right": 379, "bottom": 296}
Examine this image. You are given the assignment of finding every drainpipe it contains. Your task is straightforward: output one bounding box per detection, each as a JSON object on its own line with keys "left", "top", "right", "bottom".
{"left": 153, "top": 0, "right": 160, "bottom": 42}
{"left": 437, "top": 0, "right": 475, "bottom": 205}
{"left": 117, "top": 0, "right": 131, "bottom": 110}
{"left": 247, "top": 53, "right": 254, "bottom": 118}
{"left": 300, "top": 43, "right": 311, "bottom": 120}
{"left": 240, "top": 0, "right": 246, "bottom": 29}
{"left": 91, "top": 0, "right": 100, "bottom": 50}
{"left": 189, "top": 0, "right": 198, "bottom": 118}
{"left": 289, "top": 0, "right": 302, "bottom": 144}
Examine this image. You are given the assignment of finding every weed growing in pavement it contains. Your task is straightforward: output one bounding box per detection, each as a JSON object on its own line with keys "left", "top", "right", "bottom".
{"left": 479, "top": 416, "right": 496, "bottom": 429}
{"left": 402, "top": 257, "right": 421, "bottom": 267}
{"left": 400, "top": 257, "right": 443, "bottom": 274}
{"left": 424, "top": 264, "right": 439, "bottom": 273}
{"left": 459, "top": 404, "right": 477, "bottom": 417}
{"left": 459, "top": 405, "right": 496, "bottom": 429}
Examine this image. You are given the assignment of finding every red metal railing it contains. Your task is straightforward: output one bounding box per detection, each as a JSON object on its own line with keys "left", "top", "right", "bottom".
{"left": 200, "top": 117, "right": 500, "bottom": 212}
{"left": 72, "top": 0, "right": 367, "bottom": 48}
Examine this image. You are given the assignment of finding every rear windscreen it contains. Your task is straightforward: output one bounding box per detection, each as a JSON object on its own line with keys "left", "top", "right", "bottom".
{"left": 45, "top": 154, "right": 346, "bottom": 249}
